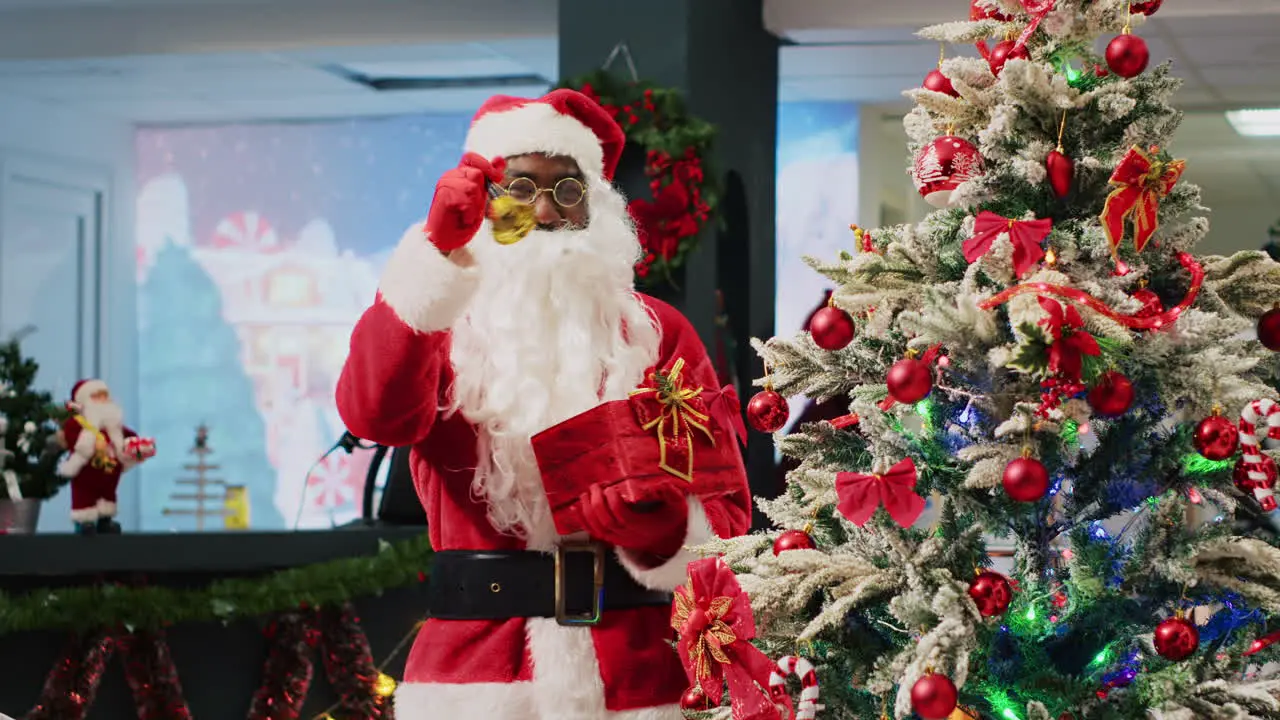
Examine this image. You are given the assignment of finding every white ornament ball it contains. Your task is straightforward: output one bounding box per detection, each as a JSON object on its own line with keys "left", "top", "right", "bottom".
{"left": 22, "top": 421, "right": 36, "bottom": 435}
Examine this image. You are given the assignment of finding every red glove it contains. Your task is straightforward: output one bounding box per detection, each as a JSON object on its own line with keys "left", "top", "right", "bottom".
{"left": 424, "top": 152, "right": 506, "bottom": 252}
{"left": 579, "top": 479, "right": 690, "bottom": 561}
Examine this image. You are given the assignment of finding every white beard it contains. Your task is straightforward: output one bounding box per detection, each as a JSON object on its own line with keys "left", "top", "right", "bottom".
{"left": 448, "top": 178, "right": 661, "bottom": 548}
{"left": 82, "top": 399, "right": 126, "bottom": 451}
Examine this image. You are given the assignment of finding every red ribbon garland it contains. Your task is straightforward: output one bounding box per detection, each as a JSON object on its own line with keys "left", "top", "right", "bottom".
{"left": 977, "top": 252, "right": 1204, "bottom": 331}
{"left": 974, "top": 0, "right": 1057, "bottom": 60}
{"left": 962, "top": 211, "right": 1054, "bottom": 277}
{"left": 672, "top": 558, "right": 782, "bottom": 720}
{"left": 835, "top": 457, "right": 927, "bottom": 528}
{"left": 1100, "top": 146, "right": 1186, "bottom": 265}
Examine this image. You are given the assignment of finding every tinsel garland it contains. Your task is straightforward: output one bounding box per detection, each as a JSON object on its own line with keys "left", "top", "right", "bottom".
{"left": 25, "top": 630, "right": 114, "bottom": 720}
{"left": 116, "top": 629, "right": 191, "bottom": 720}
{"left": 248, "top": 611, "right": 320, "bottom": 720}
{"left": 317, "top": 604, "right": 395, "bottom": 719}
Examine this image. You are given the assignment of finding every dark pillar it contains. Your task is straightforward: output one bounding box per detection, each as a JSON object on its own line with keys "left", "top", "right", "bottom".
{"left": 559, "top": 0, "right": 780, "bottom": 528}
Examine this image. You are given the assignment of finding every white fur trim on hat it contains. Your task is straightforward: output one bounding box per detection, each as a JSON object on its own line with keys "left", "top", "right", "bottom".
{"left": 614, "top": 495, "right": 715, "bottom": 592}
{"left": 378, "top": 222, "right": 480, "bottom": 334}
{"left": 464, "top": 103, "right": 606, "bottom": 180}
{"left": 73, "top": 379, "right": 109, "bottom": 407}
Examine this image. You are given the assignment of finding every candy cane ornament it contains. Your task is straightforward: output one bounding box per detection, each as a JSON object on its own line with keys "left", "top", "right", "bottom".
{"left": 1238, "top": 399, "right": 1280, "bottom": 511}
{"left": 768, "top": 656, "right": 821, "bottom": 720}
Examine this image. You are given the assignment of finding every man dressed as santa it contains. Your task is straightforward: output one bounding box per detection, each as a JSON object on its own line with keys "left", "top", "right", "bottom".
{"left": 58, "top": 379, "right": 156, "bottom": 534}
{"left": 337, "top": 89, "right": 752, "bottom": 719}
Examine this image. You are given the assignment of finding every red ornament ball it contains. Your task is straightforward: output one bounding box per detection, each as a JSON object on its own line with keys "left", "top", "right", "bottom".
{"left": 1046, "top": 149, "right": 1074, "bottom": 199}
{"left": 988, "top": 39, "right": 1030, "bottom": 76}
{"left": 810, "top": 306, "right": 857, "bottom": 351}
{"left": 1234, "top": 455, "right": 1279, "bottom": 512}
{"left": 679, "top": 685, "right": 714, "bottom": 711}
{"left": 1087, "top": 371, "right": 1135, "bottom": 418}
{"left": 911, "top": 672, "right": 959, "bottom": 719}
{"left": 912, "top": 135, "right": 984, "bottom": 209}
{"left": 1131, "top": 287, "right": 1164, "bottom": 319}
{"left": 923, "top": 69, "right": 959, "bottom": 97}
{"left": 969, "top": 0, "right": 1011, "bottom": 21}
{"left": 1194, "top": 414, "right": 1239, "bottom": 461}
{"left": 968, "top": 571, "right": 1014, "bottom": 617}
{"left": 772, "top": 529, "right": 816, "bottom": 555}
{"left": 1153, "top": 616, "right": 1199, "bottom": 661}
{"left": 1106, "top": 33, "right": 1150, "bottom": 79}
{"left": 1130, "top": 0, "right": 1163, "bottom": 15}
{"left": 1258, "top": 307, "right": 1280, "bottom": 351}
{"left": 886, "top": 358, "right": 933, "bottom": 405}
{"left": 1003, "top": 456, "right": 1050, "bottom": 503}
{"left": 747, "top": 390, "right": 790, "bottom": 433}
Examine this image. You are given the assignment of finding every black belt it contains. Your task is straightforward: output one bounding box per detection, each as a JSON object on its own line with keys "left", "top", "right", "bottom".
{"left": 428, "top": 544, "right": 673, "bottom": 625}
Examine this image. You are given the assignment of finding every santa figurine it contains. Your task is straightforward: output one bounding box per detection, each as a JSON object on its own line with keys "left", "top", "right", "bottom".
{"left": 337, "top": 89, "right": 752, "bottom": 719}
{"left": 58, "top": 379, "right": 156, "bottom": 534}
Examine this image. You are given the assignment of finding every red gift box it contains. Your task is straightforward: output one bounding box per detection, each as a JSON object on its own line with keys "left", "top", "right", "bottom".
{"left": 532, "top": 358, "right": 746, "bottom": 535}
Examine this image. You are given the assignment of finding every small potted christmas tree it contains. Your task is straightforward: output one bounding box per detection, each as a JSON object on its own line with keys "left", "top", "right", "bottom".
{"left": 0, "top": 329, "right": 70, "bottom": 532}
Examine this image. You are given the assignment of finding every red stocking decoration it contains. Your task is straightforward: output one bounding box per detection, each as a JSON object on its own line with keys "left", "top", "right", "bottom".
{"left": 117, "top": 629, "right": 192, "bottom": 720}
{"left": 248, "top": 611, "right": 320, "bottom": 720}
{"left": 26, "top": 631, "right": 115, "bottom": 720}
{"left": 318, "top": 604, "right": 396, "bottom": 719}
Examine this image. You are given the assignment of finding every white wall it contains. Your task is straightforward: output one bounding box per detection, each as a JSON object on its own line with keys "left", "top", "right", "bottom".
{"left": 1199, "top": 194, "right": 1277, "bottom": 257}
{"left": 0, "top": 92, "right": 137, "bottom": 531}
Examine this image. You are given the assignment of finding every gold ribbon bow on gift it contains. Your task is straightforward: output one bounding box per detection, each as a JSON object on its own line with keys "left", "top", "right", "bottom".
{"left": 628, "top": 358, "right": 717, "bottom": 483}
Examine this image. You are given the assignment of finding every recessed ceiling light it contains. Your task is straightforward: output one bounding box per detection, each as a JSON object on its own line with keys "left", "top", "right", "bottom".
{"left": 1225, "top": 108, "right": 1280, "bottom": 137}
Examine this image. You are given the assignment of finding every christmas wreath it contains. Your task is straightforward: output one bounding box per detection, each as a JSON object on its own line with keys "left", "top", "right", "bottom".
{"left": 557, "top": 70, "right": 719, "bottom": 286}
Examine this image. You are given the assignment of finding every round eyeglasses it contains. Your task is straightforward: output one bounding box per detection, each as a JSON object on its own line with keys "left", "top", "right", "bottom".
{"left": 503, "top": 177, "right": 587, "bottom": 208}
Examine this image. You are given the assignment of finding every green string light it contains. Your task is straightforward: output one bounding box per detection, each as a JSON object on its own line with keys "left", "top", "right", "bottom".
{"left": 1181, "top": 453, "right": 1233, "bottom": 476}
{"left": 1061, "top": 419, "right": 1080, "bottom": 445}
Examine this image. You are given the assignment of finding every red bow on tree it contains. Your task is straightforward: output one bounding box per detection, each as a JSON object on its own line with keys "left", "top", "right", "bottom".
{"left": 1037, "top": 297, "right": 1099, "bottom": 381}
{"left": 709, "top": 384, "right": 748, "bottom": 447}
{"left": 962, "top": 211, "right": 1054, "bottom": 277}
{"left": 835, "top": 457, "right": 926, "bottom": 528}
{"left": 671, "top": 558, "right": 781, "bottom": 720}
{"left": 1100, "top": 145, "right": 1185, "bottom": 265}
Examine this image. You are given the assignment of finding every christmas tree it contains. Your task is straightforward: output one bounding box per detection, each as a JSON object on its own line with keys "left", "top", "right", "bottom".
{"left": 138, "top": 240, "right": 283, "bottom": 530}
{"left": 0, "top": 331, "right": 69, "bottom": 500}
{"left": 695, "top": 1, "right": 1280, "bottom": 718}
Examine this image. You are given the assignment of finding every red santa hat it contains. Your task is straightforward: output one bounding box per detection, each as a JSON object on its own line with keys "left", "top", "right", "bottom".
{"left": 70, "top": 378, "right": 109, "bottom": 408}
{"left": 462, "top": 89, "right": 625, "bottom": 182}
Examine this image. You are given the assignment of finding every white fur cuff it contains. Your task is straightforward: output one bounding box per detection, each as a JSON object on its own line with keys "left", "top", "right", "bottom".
{"left": 70, "top": 507, "right": 98, "bottom": 522}
{"left": 615, "top": 496, "right": 715, "bottom": 592}
{"left": 378, "top": 223, "right": 480, "bottom": 334}
{"left": 58, "top": 454, "right": 88, "bottom": 478}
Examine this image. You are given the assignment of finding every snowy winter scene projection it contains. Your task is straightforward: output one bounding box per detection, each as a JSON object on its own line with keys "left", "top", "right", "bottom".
{"left": 135, "top": 115, "right": 470, "bottom": 530}
{"left": 133, "top": 101, "right": 859, "bottom": 531}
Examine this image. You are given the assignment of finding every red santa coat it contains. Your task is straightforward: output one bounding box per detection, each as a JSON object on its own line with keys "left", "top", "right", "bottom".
{"left": 59, "top": 415, "right": 139, "bottom": 517}
{"left": 336, "top": 229, "right": 752, "bottom": 719}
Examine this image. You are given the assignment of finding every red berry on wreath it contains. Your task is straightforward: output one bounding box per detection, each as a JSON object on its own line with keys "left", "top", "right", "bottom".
{"left": 772, "top": 528, "right": 816, "bottom": 555}
{"left": 1003, "top": 455, "right": 1050, "bottom": 503}
{"left": 968, "top": 571, "right": 1014, "bottom": 617}
{"left": 1153, "top": 615, "right": 1199, "bottom": 661}
{"left": 1258, "top": 306, "right": 1280, "bottom": 351}
{"left": 679, "top": 685, "right": 713, "bottom": 710}
{"left": 886, "top": 357, "right": 933, "bottom": 405}
{"left": 923, "top": 69, "right": 959, "bottom": 97}
{"left": 988, "top": 39, "right": 1029, "bottom": 76}
{"left": 1088, "top": 370, "right": 1135, "bottom": 418}
{"left": 810, "top": 305, "right": 857, "bottom": 351}
{"left": 1105, "top": 32, "right": 1149, "bottom": 79}
{"left": 1194, "top": 412, "right": 1239, "bottom": 461}
{"left": 911, "top": 672, "right": 959, "bottom": 719}
{"left": 747, "top": 389, "right": 789, "bottom": 433}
